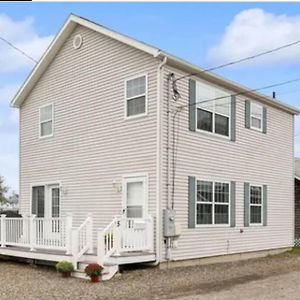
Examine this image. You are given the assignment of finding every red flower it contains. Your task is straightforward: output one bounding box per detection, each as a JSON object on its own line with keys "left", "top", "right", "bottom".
{"left": 84, "top": 263, "right": 103, "bottom": 277}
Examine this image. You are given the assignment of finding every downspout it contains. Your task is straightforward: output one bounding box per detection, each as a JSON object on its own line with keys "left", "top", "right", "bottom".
{"left": 154, "top": 55, "right": 167, "bottom": 266}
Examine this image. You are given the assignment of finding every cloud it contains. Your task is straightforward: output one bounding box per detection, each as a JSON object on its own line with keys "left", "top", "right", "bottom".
{"left": 207, "top": 9, "right": 300, "bottom": 67}
{"left": 0, "top": 14, "right": 53, "bottom": 72}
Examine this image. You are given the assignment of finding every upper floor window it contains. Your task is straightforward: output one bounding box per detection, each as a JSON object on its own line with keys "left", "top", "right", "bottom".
{"left": 249, "top": 185, "right": 263, "bottom": 225}
{"left": 196, "top": 82, "right": 231, "bottom": 137}
{"left": 39, "top": 104, "right": 53, "bottom": 138}
{"left": 125, "top": 74, "right": 147, "bottom": 118}
{"left": 250, "top": 102, "right": 263, "bottom": 131}
{"left": 197, "top": 180, "right": 230, "bottom": 225}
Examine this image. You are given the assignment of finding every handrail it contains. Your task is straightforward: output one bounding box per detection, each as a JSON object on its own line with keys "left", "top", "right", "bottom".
{"left": 71, "top": 214, "right": 93, "bottom": 269}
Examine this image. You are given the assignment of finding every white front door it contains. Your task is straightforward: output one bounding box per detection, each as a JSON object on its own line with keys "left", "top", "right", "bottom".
{"left": 123, "top": 175, "right": 148, "bottom": 218}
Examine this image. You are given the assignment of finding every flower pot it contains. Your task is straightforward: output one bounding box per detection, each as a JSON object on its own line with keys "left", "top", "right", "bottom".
{"left": 61, "top": 272, "right": 71, "bottom": 278}
{"left": 90, "top": 275, "right": 100, "bottom": 283}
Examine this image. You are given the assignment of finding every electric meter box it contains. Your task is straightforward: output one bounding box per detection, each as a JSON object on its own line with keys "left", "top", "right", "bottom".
{"left": 163, "top": 209, "right": 181, "bottom": 237}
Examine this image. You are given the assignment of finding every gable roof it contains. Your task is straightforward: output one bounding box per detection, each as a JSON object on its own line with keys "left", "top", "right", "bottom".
{"left": 11, "top": 14, "right": 300, "bottom": 115}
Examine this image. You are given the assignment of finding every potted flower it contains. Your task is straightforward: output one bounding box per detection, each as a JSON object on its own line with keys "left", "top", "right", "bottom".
{"left": 84, "top": 263, "right": 103, "bottom": 283}
{"left": 56, "top": 261, "right": 74, "bottom": 278}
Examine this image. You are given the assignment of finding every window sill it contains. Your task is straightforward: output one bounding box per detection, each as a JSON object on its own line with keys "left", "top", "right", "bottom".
{"left": 124, "top": 113, "right": 148, "bottom": 121}
{"left": 39, "top": 134, "right": 54, "bottom": 140}
{"left": 249, "top": 126, "right": 263, "bottom": 133}
{"left": 195, "top": 129, "right": 232, "bottom": 142}
{"left": 195, "top": 224, "right": 231, "bottom": 228}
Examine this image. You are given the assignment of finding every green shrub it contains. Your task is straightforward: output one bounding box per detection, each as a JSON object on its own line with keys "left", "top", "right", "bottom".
{"left": 56, "top": 261, "right": 74, "bottom": 274}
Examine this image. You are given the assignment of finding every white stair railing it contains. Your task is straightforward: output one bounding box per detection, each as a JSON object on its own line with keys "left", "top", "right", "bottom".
{"left": 97, "top": 215, "right": 154, "bottom": 265}
{"left": 71, "top": 214, "right": 93, "bottom": 269}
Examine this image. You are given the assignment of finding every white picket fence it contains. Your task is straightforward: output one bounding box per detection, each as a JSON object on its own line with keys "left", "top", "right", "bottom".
{"left": 97, "top": 215, "right": 154, "bottom": 264}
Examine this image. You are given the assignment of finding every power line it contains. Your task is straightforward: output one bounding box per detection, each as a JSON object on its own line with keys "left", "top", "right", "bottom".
{"left": 176, "top": 77, "right": 300, "bottom": 111}
{"left": 175, "top": 39, "right": 300, "bottom": 82}
{"left": 0, "top": 37, "right": 38, "bottom": 63}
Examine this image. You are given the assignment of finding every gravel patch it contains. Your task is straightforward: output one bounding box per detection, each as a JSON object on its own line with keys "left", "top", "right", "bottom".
{"left": 1, "top": 251, "right": 300, "bottom": 300}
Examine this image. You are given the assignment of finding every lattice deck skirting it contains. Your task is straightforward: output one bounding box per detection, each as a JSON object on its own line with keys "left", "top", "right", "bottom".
{"left": 294, "top": 239, "right": 300, "bottom": 247}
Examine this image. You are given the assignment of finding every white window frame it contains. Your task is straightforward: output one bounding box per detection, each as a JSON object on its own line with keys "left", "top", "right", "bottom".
{"left": 249, "top": 184, "right": 263, "bottom": 226}
{"left": 39, "top": 103, "right": 54, "bottom": 139}
{"left": 124, "top": 73, "right": 148, "bottom": 120}
{"left": 122, "top": 173, "right": 148, "bottom": 218}
{"left": 195, "top": 84, "right": 231, "bottom": 139}
{"left": 30, "top": 181, "right": 61, "bottom": 218}
{"left": 250, "top": 102, "right": 263, "bottom": 132}
{"left": 195, "top": 179, "right": 231, "bottom": 227}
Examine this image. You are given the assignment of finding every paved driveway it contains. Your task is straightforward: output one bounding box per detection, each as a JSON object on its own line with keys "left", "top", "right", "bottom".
{"left": 175, "top": 271, "right": 300, "bottom": 300}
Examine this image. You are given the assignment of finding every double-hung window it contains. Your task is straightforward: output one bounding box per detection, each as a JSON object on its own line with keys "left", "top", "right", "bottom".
{"left": 125, "top": 74, "right": 147, "bottom": 118}
{"left": 196, "top": 82, "right": 231, "bottom": 137}
{"left": 196, "top": 180, "right": 230, "bottom": 225}
{"left": 250, "top": 102, "right": 263, "bottom": 131}
{"left": 39, "top": 104, "right": 53, "bottom": 138}
{"left": 249, "top": 185, "right": 263, "bottom": 225}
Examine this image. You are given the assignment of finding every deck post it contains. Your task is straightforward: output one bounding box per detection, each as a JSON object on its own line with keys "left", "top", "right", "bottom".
{"left": 29, "top": 215, "right": 36, "bottom": 251}
{"left": 87, "top": 213, "right": 93, "bottom": 254}
{"left": 114, "top": 216, "right": 122, "bottom": 256}
{"left": 1, "top": 214, "right": 6, "bottom": 247}
{"left": 71, "top": 228, "right": 79, "bottom": 270}
{"left": 65, "top": 213, "right": 73, "bottom": 255}
{"left": 97, "top": 228, "right": 104, "bottom": 265}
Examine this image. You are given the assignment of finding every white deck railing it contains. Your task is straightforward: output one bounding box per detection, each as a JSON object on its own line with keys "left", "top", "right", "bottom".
{"left": 97, "top": 215, "right": 154, "bottom": 265}
{"left": 0, "top": 214, "right": 73, "bottom": 252}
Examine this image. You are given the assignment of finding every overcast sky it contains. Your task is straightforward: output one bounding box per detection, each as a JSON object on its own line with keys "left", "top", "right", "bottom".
{"left": 0, "top": 2, "right": 300, "bottom": 193}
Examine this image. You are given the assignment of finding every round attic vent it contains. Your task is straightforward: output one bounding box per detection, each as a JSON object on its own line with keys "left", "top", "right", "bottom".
{"left": 73, "top": 34, "right": 83, "bottom": 49}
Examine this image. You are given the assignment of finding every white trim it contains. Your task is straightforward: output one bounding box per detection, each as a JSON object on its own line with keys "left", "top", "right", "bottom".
{"left": 30, "top": 182, "right": 62, "bottom": 217}
{"left": 295, "top": 176, "right": 300, "bottom": 181}
{"left": 122, "top": 173, "right": 148, "bottom": 218}
{"left": 39, "top": 103, "right": 54, "bottom": 139}
{"left": 249, "top": 184, "right": 263, "bottom": 226}
{"left": 195, "top": 179, "right": 231, "bottom": 228}
{"left": 250, "top": 101, "right": 263, "bottom": 132}
{"left": 124, "top": 73, "right": 148, "bottom": 120}
{"left": 195, "top": 82, "right": 231, "bottom": 139}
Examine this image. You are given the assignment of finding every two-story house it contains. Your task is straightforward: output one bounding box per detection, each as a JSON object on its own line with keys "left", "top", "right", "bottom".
{"left": 5, "top": 14, "right": 299, "bottom": 280}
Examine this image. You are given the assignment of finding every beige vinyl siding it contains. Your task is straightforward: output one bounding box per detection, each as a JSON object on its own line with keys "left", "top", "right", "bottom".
{"left": 161, "top": 66, "right": 294, "bottom": 261}
{"left": 20, "top": 25, "right": 159, "bottom": 241}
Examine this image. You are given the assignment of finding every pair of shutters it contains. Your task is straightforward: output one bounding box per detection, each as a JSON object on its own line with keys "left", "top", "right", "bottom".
{"left": 189, "top": 79, "right": 267, "bottom": 137}
{"left": 245, "top": 100, "right": 267, "bottom": 133}
{"left": 188, "top": 177, "right": 267, "bottom": 228}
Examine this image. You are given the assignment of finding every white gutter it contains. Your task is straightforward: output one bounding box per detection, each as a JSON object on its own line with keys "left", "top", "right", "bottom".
{"left": 154, "top": 55, "right": 167, "bottom": 266}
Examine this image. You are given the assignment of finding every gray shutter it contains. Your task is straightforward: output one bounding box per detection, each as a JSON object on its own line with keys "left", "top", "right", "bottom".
{"left": 189, "top": 79, "right": 196, "bottom": 132}
{"left": 263, "top": 185, "right": 267, "bottom": 226}
{"left": 262, "top": 107, "right": 267, "bottom": 134}
{"left": 245, "top": 100, "right": 251, "bottom": 129}
{"left": 230, "top": 181, "right": 236, "bottom": 227}
{"left": 32, "top": 187, "right": 37, "bottom": 215}
{"left": 188, "top": 176, "right": 196, "bottom": 228}
{"left": 244, "top": 182, "right": 250, "bottom": 227}
{"left": 230, "top": 96, "right": 236, "bottom": 141}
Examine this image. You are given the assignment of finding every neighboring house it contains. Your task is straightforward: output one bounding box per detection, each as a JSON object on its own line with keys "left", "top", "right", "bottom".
{"left": 295, "top": 158, "right": 300, "bottom": 245}
{"left": 4, "top": 14, "right": 299, "bottom": 279}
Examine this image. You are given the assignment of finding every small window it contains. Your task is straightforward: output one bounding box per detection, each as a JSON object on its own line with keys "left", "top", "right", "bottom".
{"left": 40, "top": 104, "right": 53, "bottom": 138}
{"left": 250, "top": 185, "right": 263, "bottom": 225}
{"left": 51, "top": 187, "right": 60, "bottom": 218}
{"left": 196, "top": 82, "right": 231, "bottom": 137}
{"left": 125, "top": 75, "right": 147, "bottom": 118}
{"left": 196, "top": 180, "right": 230, "bottom": 225}
{"left": 250, "top": 102, "right": 263, "bottom": 131}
